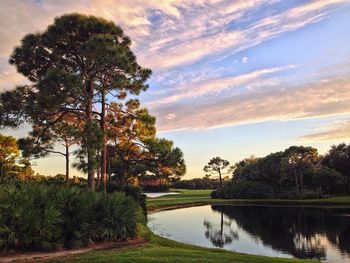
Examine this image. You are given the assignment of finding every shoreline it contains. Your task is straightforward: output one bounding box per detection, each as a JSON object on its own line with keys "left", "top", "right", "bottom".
{"left": 0, "top": 239, "right": 147, "bottom": 263}
{"left": 4, "top": 190, "right": 349, "bottom": 262}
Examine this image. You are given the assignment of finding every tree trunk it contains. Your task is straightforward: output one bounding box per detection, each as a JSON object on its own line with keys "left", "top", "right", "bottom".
{"left": 100, "top": 91, "right": 107, "bottom": 193}
{"left": 294, "top": 168, "right": 299, "bottom": 195}
{"left": 85, "top": 80, "right": 95, "bottom": 190}
{"left": 96, "top": 157, "right": 101, "bottom": 190}
{"left": 65, "top": 144, "right": 69, "bottom": 187}
{"left": 299, "top": 172, "right": 304, "bottom": 193}
{"left": 108, "top": 158, "right": 111, "bottom": 190}
{"left": 220, "top": 212, "right": 223, "bottom": 237}
{"left": 218, "top": 169, "right": 222, "bottom": 187}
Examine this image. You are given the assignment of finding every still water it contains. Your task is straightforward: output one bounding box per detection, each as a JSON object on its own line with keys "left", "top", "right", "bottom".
{"left": 148, "top": 205, "right": 350, "bottom": 262}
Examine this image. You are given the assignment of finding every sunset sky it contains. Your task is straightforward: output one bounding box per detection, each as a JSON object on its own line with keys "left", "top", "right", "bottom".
{"left": 1, "top": 0, "right": 350, "bottom": 178}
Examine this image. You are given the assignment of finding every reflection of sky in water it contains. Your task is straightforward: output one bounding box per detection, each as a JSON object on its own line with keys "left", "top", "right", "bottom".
{"left": 148, "top": 205, "right": 290, "bottom": 258}
{"left": 147, "top": 205, "right": 350, "bottom": 262}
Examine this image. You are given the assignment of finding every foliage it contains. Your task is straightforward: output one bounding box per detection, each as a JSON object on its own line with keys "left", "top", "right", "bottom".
{"left": 123, "top": 185, "right": 147, "bottom": 217}
{"left": 211, "top": 180, "right": 274, "bottom": 199}
{"left": 0, "top": 14, "right": 188, "bottom": 193}
{"left": 213, "top": 144, "right": 349, "bottom": 199}
{"left": 2, "top": 13, "right": 151, "bottom": 190}
{"left": 0, "top": 133, "right": 34, "bottom": 182}
{"left": 312, "top": 166, "right": 347, "bottom": 195}
{"left": 322, "top": 143, "right": 350, "bottom": 178}
{"left": 172, "top": 178, "right": 221, "bottom": 189}
{"left": 0, "top": 134, "right": 19, "bottom": 177}
{"left": 0, "top": 182, "right": 141, "bottom": 251}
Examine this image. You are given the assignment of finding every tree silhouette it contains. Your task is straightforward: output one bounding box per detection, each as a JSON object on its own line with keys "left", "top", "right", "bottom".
{"left": 203, "top": 211, "right": 238, "bottom": 247}
{"left": 204, "top": 157, "right": 230, "bottom": 186}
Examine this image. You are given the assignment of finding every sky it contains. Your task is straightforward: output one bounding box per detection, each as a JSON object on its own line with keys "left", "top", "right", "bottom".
{"left": 1, "top": 0, "right": 350, "bottom": 179}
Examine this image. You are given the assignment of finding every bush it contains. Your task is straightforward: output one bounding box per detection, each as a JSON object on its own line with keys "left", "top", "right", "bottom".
{"left": 0, "top": 182, "right": 142, "bottom": 251}
{"left": 275, "top": 189, "right": 322, "bottom": 199}
{"left": 172, "top": 178, "right": 220, "bottom": 189}
{"left": 212, "top": 180, "right": 324, "bottom": 200}
{"left": 313, "top": 166, "right": 347, "bottom": 195}
{"left": 211, "top": 180, "right": 274, "bottom": 199}
{"left": 124, "top": 185, "right": 147, "bottom": 217}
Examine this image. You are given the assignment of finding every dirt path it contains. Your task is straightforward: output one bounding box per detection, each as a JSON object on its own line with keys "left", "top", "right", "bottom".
{"left": 0, "top": 238, "right": 147, "bottom": 263}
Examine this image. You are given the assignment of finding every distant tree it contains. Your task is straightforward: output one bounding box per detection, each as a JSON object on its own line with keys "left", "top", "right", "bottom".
{"left": 204, "top": 157, "right": 230, "bottom": 186}
{"left": 0, "top": 134, "right": 19, "bottom": 181}
{"left": 0, "top": 133, "right": 34, "bottom": 182}
{"left": 13, "top": 158, "right": 34, "bottom": 180}
{"left": 230, "top": 155, "right": 259, "bottom": 181}
{"left": 144, "top": 138, "right": 186, "bottom": 180}
{"left": 256, "top": 152, "right": 284, "bottom": 189}
{"left": 281, "top": 146, "right": 319, "bottom": 195}
{"left": 18, "top": 114, "right": 82, "bottom": 186}
{"left": 172, "top": 177, "right": 220, "bottom": 189}
{"left": 313, "top": 166, "right": 346, "bottom": 195}
{"left": 322, "top": 143, "right": 350, "bottom": 178}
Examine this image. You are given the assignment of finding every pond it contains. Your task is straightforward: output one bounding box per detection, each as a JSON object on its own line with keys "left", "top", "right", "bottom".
{"left": 148, "top": 205, "right": 350, "bottom": 262}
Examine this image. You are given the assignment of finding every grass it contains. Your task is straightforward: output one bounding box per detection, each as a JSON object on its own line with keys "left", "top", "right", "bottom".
{"left": 49, "top": 225, "right": 314, "bottom": 263}
{"left": 46, "top": 189, "right": 350, "bottom": 262}
{"left": 147, "top": 189, "right": 221, "bottom": 210}
{"left": 147, "top": 189, "right": 350, "bottom": 210}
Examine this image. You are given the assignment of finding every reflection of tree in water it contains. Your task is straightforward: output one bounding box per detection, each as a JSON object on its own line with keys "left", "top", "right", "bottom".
{"left": 203, "top": 211, "right": 238, "bottom": 247}
{"left": 211, "top": 205, "right": 350, "bottom": 260}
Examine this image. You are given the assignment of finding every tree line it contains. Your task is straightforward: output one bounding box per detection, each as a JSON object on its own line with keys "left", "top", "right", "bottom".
{"left": 207, "top": 144, "right": 350, "bottom": 199}
{"left": 0, "top": 14, "right": 186, "bottom": 191}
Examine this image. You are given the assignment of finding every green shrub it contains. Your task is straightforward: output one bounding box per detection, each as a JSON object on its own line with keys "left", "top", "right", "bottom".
{"left": 172, "top": 178, "right": 220, "bottom": 189}
{"left": 212, "top": 180, "right": 324, "bottom": 200}
{"left": 274, "top": 189, "right": 323, "bottom": 199}
{"left": 312, "top": 166, "right": 347, "bottom": 195}
{"left": 124, "top": 185, "right": 147, "bottom": 217}
{"left": 211, "top": 180, "right": 274, "bottom": 199}
{"left": 0, "top": 182, "right": 141, "bottom": 251}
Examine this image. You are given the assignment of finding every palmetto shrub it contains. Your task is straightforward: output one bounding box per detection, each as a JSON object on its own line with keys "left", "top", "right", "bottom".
{"left": 0, "top": 182, "right": 142, "bottom": 251}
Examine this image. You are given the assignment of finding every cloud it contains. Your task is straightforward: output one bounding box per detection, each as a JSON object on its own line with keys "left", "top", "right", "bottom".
{"left": 149, "top": 65, "right": 296, "bottom": 105}
{"left": 301, "top": 119, "right": 350, "bottom": 142}
{"left": 0, "top": 0, "right": 348, "bottom": 92}
{"left": 165, "top": 113, "right": 176, "bottom": 120}
{"left": 0, "top": 0, "right": 197, "bottom": 57}
{"left": 242, "top": 57, "right": 249, "bottom": 64}
{"left": 154, "top": 78, "right": 350, "bottom": 131}
{"left": 138, "top": 0, "right": 349, "bottom": 69}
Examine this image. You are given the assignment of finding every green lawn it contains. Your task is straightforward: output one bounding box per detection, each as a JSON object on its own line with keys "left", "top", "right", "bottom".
{"left": 147, "top": 189, "right": 350, "bottom": 210}
{"left": 147, "top": 189, "right": 220, "bottom": 210}
{"left": 49, "top": 225, "right": 314, "bottom": 263}
{"left": 159, "top": 189, "right": 213, "bottom": 198}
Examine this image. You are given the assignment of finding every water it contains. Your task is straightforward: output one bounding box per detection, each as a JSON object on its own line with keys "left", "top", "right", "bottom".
{"left": 144, "top": 192, "right": 179, "bottom": 198}
{"left": 148, "top": 205, "right": 350, "bottom": 262}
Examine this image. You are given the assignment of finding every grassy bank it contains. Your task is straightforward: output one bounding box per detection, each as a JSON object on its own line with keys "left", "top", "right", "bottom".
{"left": 147, "top": 189, "right": 350, "bottom": 210}
{"left": 42, "top": 189, "right": 350, "bottom": 262}
{"left": 49, "top": 225, "right": 313, "bottom": 263}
